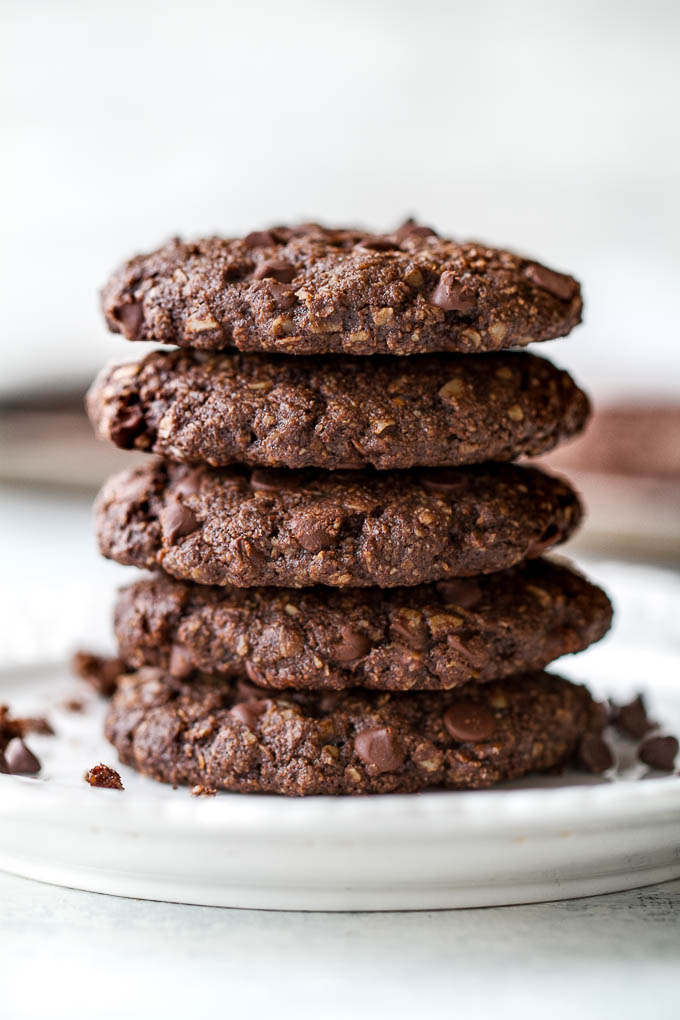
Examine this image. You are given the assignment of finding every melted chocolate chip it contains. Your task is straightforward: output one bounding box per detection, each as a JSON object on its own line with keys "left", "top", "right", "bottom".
{"left": 174, "top": 469, "right": 203, "bottom": 498}
{"left": 250, "top": 469, "right": 304, "bottom": 492}
{"left": 394, "top": 218, "right": 437, "bottom": 242}
{"left": 436, "top": 578, "right": 483, "bottom": 609}
{"left": 419, "top": 469, "right": 468, "bottom": 494}
{"left": 109, "top": 404, "right": 144, "bottom": 448}
{"left": 639, "top": 735, "right": 678, "bottom": 771}
{"left": 354, "top": 726, "right": 405, "bottom": 773}
{"left": 292, "top": 520, "right": 338, "bottom": 553}
{"left": 253, "top": 259, "right": 296, "bottom": 283}
{"left": 525, "top": 263, "right": 577, "bottom": 301}
{"left": 230, "top": 699, "right": 269, "bottom": 730}
{"left": 390, "top": 614, "right": 430, "bottom": 650}
{"left": 356, "top": 235, "right": 401, "bottom": 252}
{"left": 160, "top": 499, "right": 200, "bottom": 545}
{"left": 243, "top": 230, "right": 277, "bottom": 249}
{"left": 4, "top": 738, "right": 41, "bottom": 774}
{"left": 268, "top": 282, "right": 297, "bottom": 309}
{"left": 429, "top": 271, "right": 477, "bottom": 313}
{"left": 114, "top": 301, "right": 145, "bottom": 338}
{"left": 577, "top": 732, "right": 614, "bottom": 774}
{"left": 330, "top": 625, "right": 373, "bottom": 663}
{"left": 443, "top": 702, "right": 495, "bottom": 742}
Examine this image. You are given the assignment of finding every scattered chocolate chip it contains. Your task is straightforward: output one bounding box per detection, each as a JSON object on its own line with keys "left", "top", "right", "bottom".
{"left": 191, "top": 784, "right": 217, "bottom": 797}
{"left": 160, "top": 499, "right": 200, "bottom": 545}
{"left": 0, "top": 750, "right": 9, "bottom": 774}
{"left": 268, "top": 282, "right": 297, "bottom": 309}
{"left": 253, "top": 259, "right": 296, "bottom": 283}
{"left": 356, "top": 235, "right": 401, "bottom": 252}
{"left": 243, "top": 230, "right": 277, "bottom": 249}
{"left": 616, "top": 694, "right": 653, "bottom": 739}
{"left": 429, "top": 271, "right": 477, "bottom": 313}
{"left": 394, "top": 218, "right": 437, "bottom": 242}
{"left": 330, "top": 625, "right": 373, "bottom": 663}
{"left": 169, "top": 644, "right": 194, "bottom": 679}
{"left": 109, "top": 404, "right": 144, "bottom": 448}
{"left": 71, "top": 650, "right": 124, "bottom": 697}
{"left": 230, "top": 699, "right": 269, "bottom": 729}
{"left": 114, "top": 301, "right": 144, "bottom": 338}
{"left": 354, "top": 726, "right": 405, "bottom": 773}
{"left": 5, "top": 738, "right": 41, "bottom": 775}
{"left": 577, "top": 732, "right": 614, "bottom": 774}
{"left": 250, "top": 468, "right": 303, "bottom": 492}
{"left": 443, "top": 702, "right": 495, "bottom": 742}
{"left": 639, "top": 735, "right": 678, "bottom": 772}
{"left": 390, "top": 614, "right": 430, "bottom": 650}
{"left": 436, "top": 578, "right": 483, "bottom": 609}
{"left": 525, "top": 263, "right": 577, "bottom": 301}
{"left": 84, "top": 763, "right": 124, "bottom": 789}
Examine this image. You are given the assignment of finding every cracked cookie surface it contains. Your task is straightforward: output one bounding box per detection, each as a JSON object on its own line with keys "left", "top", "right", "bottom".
{"left": 87, "top": 349, "right": 589, "bottom": 470}
{"left": 101, "top": 222, "right": 582, "bottom": 356}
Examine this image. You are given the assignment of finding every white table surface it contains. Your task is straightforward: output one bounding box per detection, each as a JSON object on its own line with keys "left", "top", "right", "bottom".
{"left": 1, "top": 485, "right": 679, "bottom": 1019}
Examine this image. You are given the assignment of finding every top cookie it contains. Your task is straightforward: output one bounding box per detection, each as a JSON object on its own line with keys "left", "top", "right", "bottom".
{"left": 101, "top": 222, "right": 582, "bottom": 356}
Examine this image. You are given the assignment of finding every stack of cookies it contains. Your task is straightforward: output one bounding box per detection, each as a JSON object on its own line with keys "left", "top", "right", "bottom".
{"left": 87, "top": 222, "right": 613, "bottom": 796}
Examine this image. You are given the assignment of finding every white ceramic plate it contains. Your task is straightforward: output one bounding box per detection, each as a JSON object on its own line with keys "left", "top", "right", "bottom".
{"left": 1, "top": 560, "right": 679, "bottom": 911}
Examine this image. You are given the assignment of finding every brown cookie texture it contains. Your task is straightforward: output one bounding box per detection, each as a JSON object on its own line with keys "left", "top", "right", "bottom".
{"left": 104, "top": 668, "right": 601, "bottom": 796}
{"left": 114, "top": 560, "right": 612, "bottom": 692}
{"left": 94, "top": 461, "right": 582, "bottom": 589}
{"left": 87, "top": 349, "right": 589, "bottom": 471}
{"left": 100, "top": 222, "right": 582, "bottom": 356}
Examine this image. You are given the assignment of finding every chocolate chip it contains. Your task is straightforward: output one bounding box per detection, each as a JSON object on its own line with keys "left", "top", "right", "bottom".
{"left": 526, "top": 523, "right": 560, "bottom": 558}
{"left": 84, "top": 763, "right": 124, "bottom": 789}
{"left": 319, "top": 691, "right": 343, "bottom": 712}
{"left": 114, "top": 301, "right": 144, "bottom": 338}
{"left": 390, "top": 613, "right": 430, "bottom": 650}
{"left": 436, "top": 578, "right": 483, "bottom": 609}
{"left": 443, "top": 702, "right": 495, "bottom": 742}
{"left": 109, "top": 404, "right": 144, "bottom": 448}
{"left": 243, "top": 230, "right": 277, "bottom": 249}
{"left": 330, "top": 625, "right": 372, "bottom": 663}
{"left": 429, "top": 271, "right": 477, "bottom": 313}
{"left": 0, "top": 750, "right": 9, "bottom": 774}
{"left": 236, "top": 676, "right": 275, "bottom": 701}
{"left": 577, "top": 732, "right": 614, "bottom": 774}
{"left": 354, "top": 726, "right": 405, "bottom": 773}
{"left": 230, "top": 699, "right": 269, "bottom": 730}
{"left": 4, "top": 738, "right": 41, "bottom": 774}
{"left": 419, "top": 469, "right": 467, "bottom": 494}
{"left": 169, "top": 645, "right": 194, "bottom": 679}
{"left": 639, "top": 735, "right": 678, "bottom": 771}
{"left": 174, "top": 469, "right": 203, "bottom": 498}
{"left": 394, "top": 218, "right": 437, "bottom": 242}
{"left": 524, "top": 263, "right": 577, "bottom": 301}
{"left": 616, "top": 694, "right": 653, "bottom": 739}
{"left": 244, "top": 661, "right": 266, "bottom": 686}
{"left": 268, "top": 282, "right": 297, "bottom": 309}
{"left": 356, "top": 235, "right": 401, "bottom": 252}
{"left": 160, "top": 499, "right": 200, "bottom": 545}
{"left": 292, "top": 519, "right": 338, "bottom": 553}
{"left": 446, "top": 633, "right": 485, "bottom": 669}
{"left": 253, "top": 259, "right": 296, "bottom": 283}
{"left": 250, "top": 469, "right": 303, "bottom": 492}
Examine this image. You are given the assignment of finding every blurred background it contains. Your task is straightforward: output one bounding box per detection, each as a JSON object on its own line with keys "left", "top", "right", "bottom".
{"left": 1, "top": 0, "right": 679, "bottom": 658}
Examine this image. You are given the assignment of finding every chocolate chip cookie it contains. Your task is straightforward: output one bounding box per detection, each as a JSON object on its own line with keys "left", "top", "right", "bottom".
{"left": 95, "top": 461, "right": 582, "bottom": 588}
{"left": 105, "top": 667, "right": 601, "bottom": 795}
{"left": 101, "top": 222, "right": 582, "bottom": 356}
{"left": 87, "top": 349, "right": 589, "bottom": 470}
{"left": 114, "top": 560, "right": 612, "bottom": 691}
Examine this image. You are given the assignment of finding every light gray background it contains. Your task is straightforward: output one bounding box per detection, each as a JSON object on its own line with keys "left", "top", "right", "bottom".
{"left": 2, "top": 0, "right": 679, "bottom": 399}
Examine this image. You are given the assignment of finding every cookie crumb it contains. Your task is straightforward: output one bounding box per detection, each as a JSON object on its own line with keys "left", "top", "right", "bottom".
{"left": 190, "top": 784, "right": 217, "bottom": 797}
{"left": 84, "top": 763, "right": 124, "bottom": 790}
{"left": 63, "top": 698, "right": 84, "bottom": 713}
{"left": 71, "top": 650, "right": 126, "bottom": 697}
{"left": 0, "top": 704, "right": 53, "bottom": 748}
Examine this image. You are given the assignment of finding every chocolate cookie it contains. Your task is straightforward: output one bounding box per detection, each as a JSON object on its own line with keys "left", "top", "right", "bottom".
{"left": 101, "top": 222, "right": 582, "bottom": 356}
{"left": 87, "top": 349, "right": 589, "bottom": 471}
{"left": 105, "top": 668, "right": 600, "bottom": 795}
{"left": 95, "top": 462, "right": 582, "bottom": 588}
{"left": 114, "top": 560, "right": 612, "bottom": 691}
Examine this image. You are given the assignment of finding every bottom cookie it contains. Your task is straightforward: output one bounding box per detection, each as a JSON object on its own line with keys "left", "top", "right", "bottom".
{"left": 105, "top": 669, "right": 602, "bottom": 796}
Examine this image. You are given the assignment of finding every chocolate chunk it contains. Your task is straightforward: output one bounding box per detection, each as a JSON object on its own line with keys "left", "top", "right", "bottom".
{"left": 330, "top": 626, "right": 372, "bottom": 663}
{"left": 109, "top": 404, "right": 144, "bottom": 447}
{"left": 354, "top": 726, "right": 405, "bottom": 773}
{"left": 0, "top": 750, "right": 9, "bottom": 774}
{"left": 436, "top": 578, "right": 483, "bottom": 609}
{"left": 230, "top": 699, "right": 269, "bottom": 729}
{"left": 429, "top": 271, "right": 476, "bottom": 313}
{"left": 291, "top": 519, "right": 338, "bottom": 553}
{"left": 114, "top": 301, "right": 144, "bottom": 338}
{"left": 84, "top": 763, "right": 124, "bottom": 789}
{"left": 268, "top": 282, "right": 297, "bottom": 309}
{"left": 443, "top": 702, "right": 495, "bottom": 742}
{"left": 525, "top": 263, "right": 577, "bottom": 301}
{"left": 639, "top": 735, "right": 678, "bottom": 772}
{"left": 577, "top": 732, "right": 614, "bottom": 773}
{"left": 243, "top": 230, "right": 277, "bottom": 249}
{"left": 5, "top": 738, "right": 41, "bottom": 774}
{"left": 253, "top": 259, "right": 296, "bottom": 283}
{"left": 169, "top": 644, "right": 194, "bottom": 679}
{"left": 160, "top": 499, "right": 199, "bottom": 545}
{"left": 616, "top": 694, "right": 653, "bottom": 739}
